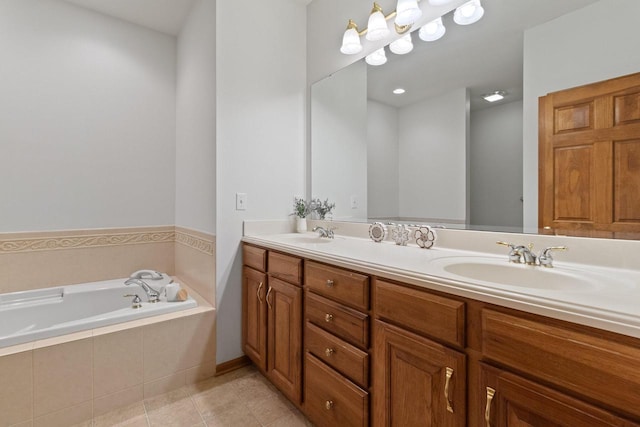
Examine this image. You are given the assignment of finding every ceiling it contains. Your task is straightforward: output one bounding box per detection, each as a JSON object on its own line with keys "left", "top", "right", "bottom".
{"left": 63, "top": 0, "right": 196, "bottom": 36}
{"left": 366, "top": 0, "right": 600, "bottom": 110}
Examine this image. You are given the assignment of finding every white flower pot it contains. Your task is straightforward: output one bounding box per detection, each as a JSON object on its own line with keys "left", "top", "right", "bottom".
{"left": 296, "top": 217, "right": 307, "bottom": 233}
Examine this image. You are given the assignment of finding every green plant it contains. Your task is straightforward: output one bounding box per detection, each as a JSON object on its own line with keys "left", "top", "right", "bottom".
{"left": 292, "top": 197, "right": 311, "bottom": 218}
{"left": 312, "top": 198, "right": 336, "bottom": 220}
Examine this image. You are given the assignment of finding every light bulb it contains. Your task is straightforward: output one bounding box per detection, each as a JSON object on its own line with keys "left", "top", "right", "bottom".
{"left": 340, "top": 21, "right": 363, "bottom": 55}
{"left": 453, "top": 0, "right": 485, "bottom": 25}
{"left": 366, "top": 6, "right": 390, "bottom": 41}
{"left": 419, "top": 17, "right": 446, "bottom": 42}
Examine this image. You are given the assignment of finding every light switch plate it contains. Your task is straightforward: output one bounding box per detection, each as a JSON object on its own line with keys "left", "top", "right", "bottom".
{"left": 236, "top": 193, "right": 247, "bottom": 211}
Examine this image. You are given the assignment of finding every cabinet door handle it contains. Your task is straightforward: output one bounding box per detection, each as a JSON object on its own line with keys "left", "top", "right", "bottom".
{"left": 444, "top": 367, "right": 454, "bottom": 413}
{"left": 256, "top": 282, "right": 263, "bottom": 304}
{"left": 326, "top": 279, "right": 334, "bottom": 288}
{"left": 485, "top": 387, "right": 496, "bottom": 427}
{"left": 325, "top": 348, "right": 335, "bottom": 357}
{"left": 325, "top": 400, "right": 334, "bottom": 410}
{"left": 266, "top": 286, "right": 273, "bottom": 310}
{"left": 325, "top": 313, "right": 334, "bottom": 322}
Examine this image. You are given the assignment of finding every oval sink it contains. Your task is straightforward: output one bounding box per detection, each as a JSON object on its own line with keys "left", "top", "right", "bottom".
{"left": 277, "top": 235, "right": 333, "bottom": 245}
{"left": 431, "top": 256, "right": 615, "bottom": 291}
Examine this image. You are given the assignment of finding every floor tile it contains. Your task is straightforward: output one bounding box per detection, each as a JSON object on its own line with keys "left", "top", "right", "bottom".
{"left": 93, "top": 402, "right": 148, "bottom": 427}
{"left": 144, "top": 387, "right": 203, "bottom": 427}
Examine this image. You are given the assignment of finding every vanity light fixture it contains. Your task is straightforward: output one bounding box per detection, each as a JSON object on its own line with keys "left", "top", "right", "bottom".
{"left": 482, "top": 91, "right": 506, "bottom": 102}
{"left": 419, "top": 17, "right": 446, "bottom": 41}
{"left": 340, "top": 19, "right": 363, "bottom": 54}
{"left": 453, "top": 0, "right": 485, "bottom": 25}
{"left": 393, "top": 88, "right": 406, "bottom": 94}
{"left": 366, "top": 3, "right": 390, "bottom": 41}
{"left": 366, "top": 48, "right": 388, "bottom": 66}
{"left": 390, "top": 33, "right": 414, "bottom": 55}
{"left": 395, "top": 0, "right": 423, "bottom": 26}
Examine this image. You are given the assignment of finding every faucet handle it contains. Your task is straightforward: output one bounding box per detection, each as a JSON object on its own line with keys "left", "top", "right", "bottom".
{"left": 538, "top": 246, "right": 567, "bottom": 268}
{"left": 496, "top": 241, "right": 522, "bottom": 263}
{"left": 123, "top": 294, "right": 142, "bottom": 309}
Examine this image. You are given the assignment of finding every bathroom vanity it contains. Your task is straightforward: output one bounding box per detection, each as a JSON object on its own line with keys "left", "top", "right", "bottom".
{"left": 241, "top": 228, "right": 640, "bottom": 427}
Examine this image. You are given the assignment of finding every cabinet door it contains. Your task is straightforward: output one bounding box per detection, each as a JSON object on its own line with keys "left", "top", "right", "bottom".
{"left": 373, "top": 320, "right": 466, "bottom": 427}
{"left": 242, "top": 266, "right": 267, "bottom": 371}
{"left": 267, "top": 277, "right": 302, "bottom": 404}
{"left": 480, "top": 363, "right": 640, "bottom": 427}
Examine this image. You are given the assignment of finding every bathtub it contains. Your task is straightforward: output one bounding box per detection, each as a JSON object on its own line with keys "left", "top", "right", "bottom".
{"left": 0, "top": 278, "right": 197, "bottom": 348}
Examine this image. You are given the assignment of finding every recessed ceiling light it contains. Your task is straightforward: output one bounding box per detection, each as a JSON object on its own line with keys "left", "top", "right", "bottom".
{"left": 393, "top": 88, "right": 406, "bottom": 95}
{"left": 482, "top": 91, "right": 506, "bottom": 102}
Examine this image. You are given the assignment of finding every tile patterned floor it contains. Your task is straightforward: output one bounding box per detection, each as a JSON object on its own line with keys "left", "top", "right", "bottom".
{"left": 87, "top": 365, "right": 313, "bottom": 427}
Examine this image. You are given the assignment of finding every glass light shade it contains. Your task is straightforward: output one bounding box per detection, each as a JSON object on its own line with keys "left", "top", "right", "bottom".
{"left": 454, "top": 0, "right": 485, "bottom": 25}
{"left": 365, "top": 48, "right": 387, "bottom": 66}
{"left": 389, "top": 33, "right": 413, "bottom": 55}
{"left": 366, "top": 10, "right": 390, "bottom": 41}
{"left": 395, "top": 0, "right": 422, "bottom": 26}
{"left": 340, "top": 28, "right": 363, "bottom": 54}
{"left": 428, "top": 0, "right": 455, "bottom": 5}
{"left": 419, "top": 17, "right": 446, "bottom": 41}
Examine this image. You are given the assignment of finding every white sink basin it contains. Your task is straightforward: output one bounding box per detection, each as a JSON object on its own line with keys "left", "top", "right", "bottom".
{"left": 277, "top": 234, "right": 334, "bottom": 245}
{"left": 432, "top": 256, "right": 617, "bottom": 291}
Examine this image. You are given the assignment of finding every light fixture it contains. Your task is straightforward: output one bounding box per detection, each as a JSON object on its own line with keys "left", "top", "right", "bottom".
{"left": 340, "top": 19, "right": 363, "bottom": 55}
{"left": 393, "top": 88, "right": 406, "bottom": 94}
{"left": 366, "top": 3, "right": 390, "bottom": 41}
{"left": 419, "top": 17, "right": 446, "bottom": 41}
{"left": 395, "top": 0, "right": 423, "bottom": 26}
{"left": 366, "top": 48, "right": 388, "bottom": 66}
{"left": 390, "top": 33, "right": 413, "bottom": 55}
{"left": 454, "top": 0, "right": 485, "bottom": 25}
{"left": 482, "top": 91, "right": 506, "bottom": 102}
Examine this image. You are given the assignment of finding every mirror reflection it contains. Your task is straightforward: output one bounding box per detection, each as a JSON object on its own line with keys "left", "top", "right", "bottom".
{"left": 312, "top": 0, "right": 638, "bottom": 236}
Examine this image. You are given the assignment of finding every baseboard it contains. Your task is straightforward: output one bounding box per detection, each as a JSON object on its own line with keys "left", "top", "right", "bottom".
{"left": 215, "top": 355, "right": 251, "bottom": 376}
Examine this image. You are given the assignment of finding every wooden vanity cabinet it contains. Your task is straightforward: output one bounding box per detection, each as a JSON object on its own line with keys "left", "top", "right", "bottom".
{"left": 242, "top": 244, "right": 303, "bottom": 404}
{"left": 304, "top": 260, "right": 371, "bottom": 427}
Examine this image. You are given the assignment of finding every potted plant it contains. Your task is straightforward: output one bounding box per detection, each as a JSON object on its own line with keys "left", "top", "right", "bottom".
{"left": 292, "top": 197, "right": 311, "bottom": 233}
{"left": 312, "top": 198, "right": 336, "bottom": 220}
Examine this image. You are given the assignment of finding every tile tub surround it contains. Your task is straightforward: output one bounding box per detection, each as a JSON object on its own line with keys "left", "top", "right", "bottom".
{"left": 0, "top": 225, "right": 216, "bottom": 305}
{"left": 243, "top": 220, "right": 640, "bottom": 340}
{"left": 0, "top": 284, "right": 216, "bottom": 427}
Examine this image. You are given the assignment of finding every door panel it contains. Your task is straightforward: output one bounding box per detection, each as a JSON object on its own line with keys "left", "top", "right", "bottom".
{"left": 242, "top": 266, "right": 267, "bottom": 371}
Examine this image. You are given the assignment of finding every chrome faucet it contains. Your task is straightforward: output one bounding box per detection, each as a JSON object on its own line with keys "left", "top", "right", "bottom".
{"left": 497, "top": 242, "right": 567, "bottom": 267}
{"left": 124, "top": 278, "right": 160, "bottom": 303}
{"left": 313, "top": 226, "right": 335, "bottom": 239}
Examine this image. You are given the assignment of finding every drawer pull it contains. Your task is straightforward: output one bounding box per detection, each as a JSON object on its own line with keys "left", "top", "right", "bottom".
{"left": 325, "top": 313, "right": 334, "bottom": 322}
{"left": 444, "top": 367, "right": 454, "bottom": 413}
{"left": 256, "top": 282, "right": 263, "bottom": 304}
{"left": 266, "top": 286, "right": 273, "bottom": 310}
{"left": 326, "top": 279, "right": 334, "bottom": 288}
{"left": 325, "top": 348, "right": 335, "bottom": 357}
{"left": 325, "top": 400, "right": 334, "bottom": 410}
{"left": 485, "top": 387, "right": 496, "bottom": 427}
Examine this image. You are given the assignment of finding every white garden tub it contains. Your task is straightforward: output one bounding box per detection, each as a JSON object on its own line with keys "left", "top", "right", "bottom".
{"left": 0, "top": 278, "right": 197, "bottom": 348}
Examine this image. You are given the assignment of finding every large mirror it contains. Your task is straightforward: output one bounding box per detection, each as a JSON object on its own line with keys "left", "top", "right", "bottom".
{"left": 311, "top": 0, "right": 638, "bottom": 237}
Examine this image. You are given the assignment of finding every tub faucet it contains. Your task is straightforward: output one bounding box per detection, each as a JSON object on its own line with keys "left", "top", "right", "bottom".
{"left": 124, "top": 278, "right": 160, "bottom": 303}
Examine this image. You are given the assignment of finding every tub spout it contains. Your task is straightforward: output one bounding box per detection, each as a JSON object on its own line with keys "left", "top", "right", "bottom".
{"left": 124, "top": 278, "right": 160, "bottom": 303}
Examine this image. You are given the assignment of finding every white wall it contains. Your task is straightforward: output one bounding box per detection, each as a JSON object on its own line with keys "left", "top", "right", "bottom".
{"left": 398, "top": 88, "right": 469, "bottom": 222}
{"left": 176, "top": 0, "right": 216, "bottom": 234}
{"left": 367, "top": 100, "right": 399, "bottom": 219}
{"left": 0, "top": 0, "right": 176, "bottom": 232}
{"left": 216, "top": 0, "right": 307, "bottom": 363}
{"left": 311, "top": 62, "right": 368, "bottom": 220}
{"left": 522, "top": 0, "right": 640, "bottom": 231}
{"left": 470, "top": 100, "right": 523, "bottom": 229}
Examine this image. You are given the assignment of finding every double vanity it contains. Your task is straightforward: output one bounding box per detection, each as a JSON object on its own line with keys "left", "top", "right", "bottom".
{"left": 241, "top": 221, "right": 640, "bottom": 426}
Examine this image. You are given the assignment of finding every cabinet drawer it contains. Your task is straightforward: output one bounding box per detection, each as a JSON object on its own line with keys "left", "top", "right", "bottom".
{"left": 305, "top": 353, "right": 369, "bottom": 427}
{"left": 268, "top": 252, "right": 302, "bottom": 286}
{"left": 305, "top": 261, "right": 369, "bottom": 310}
{"left": 306, "top": 292, "right": 369, "bottom": 349}
{"left": 374, "top": 279, "right": 465, "bottom": 348}
{"left": 482, "top": 309, "right": 640, "bottom": 420}
{"left": 243, "top": 244, "right": 267, "bottom": 272}
{"left": 305, "top": 321, "right": 369, "bottom": 388}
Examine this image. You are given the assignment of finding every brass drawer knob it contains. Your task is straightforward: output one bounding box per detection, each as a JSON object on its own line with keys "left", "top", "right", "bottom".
{"left": 325, "top": 400, "right": 334, "bottom": 410}
{"left": 325, "top": 313, "right": 334, "bottom": 322}
{"left": 326, "top": 279, "right": 334, "bottom": 288}
{"left": 325, "top": 348, "right": 335, "bottom": 357}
